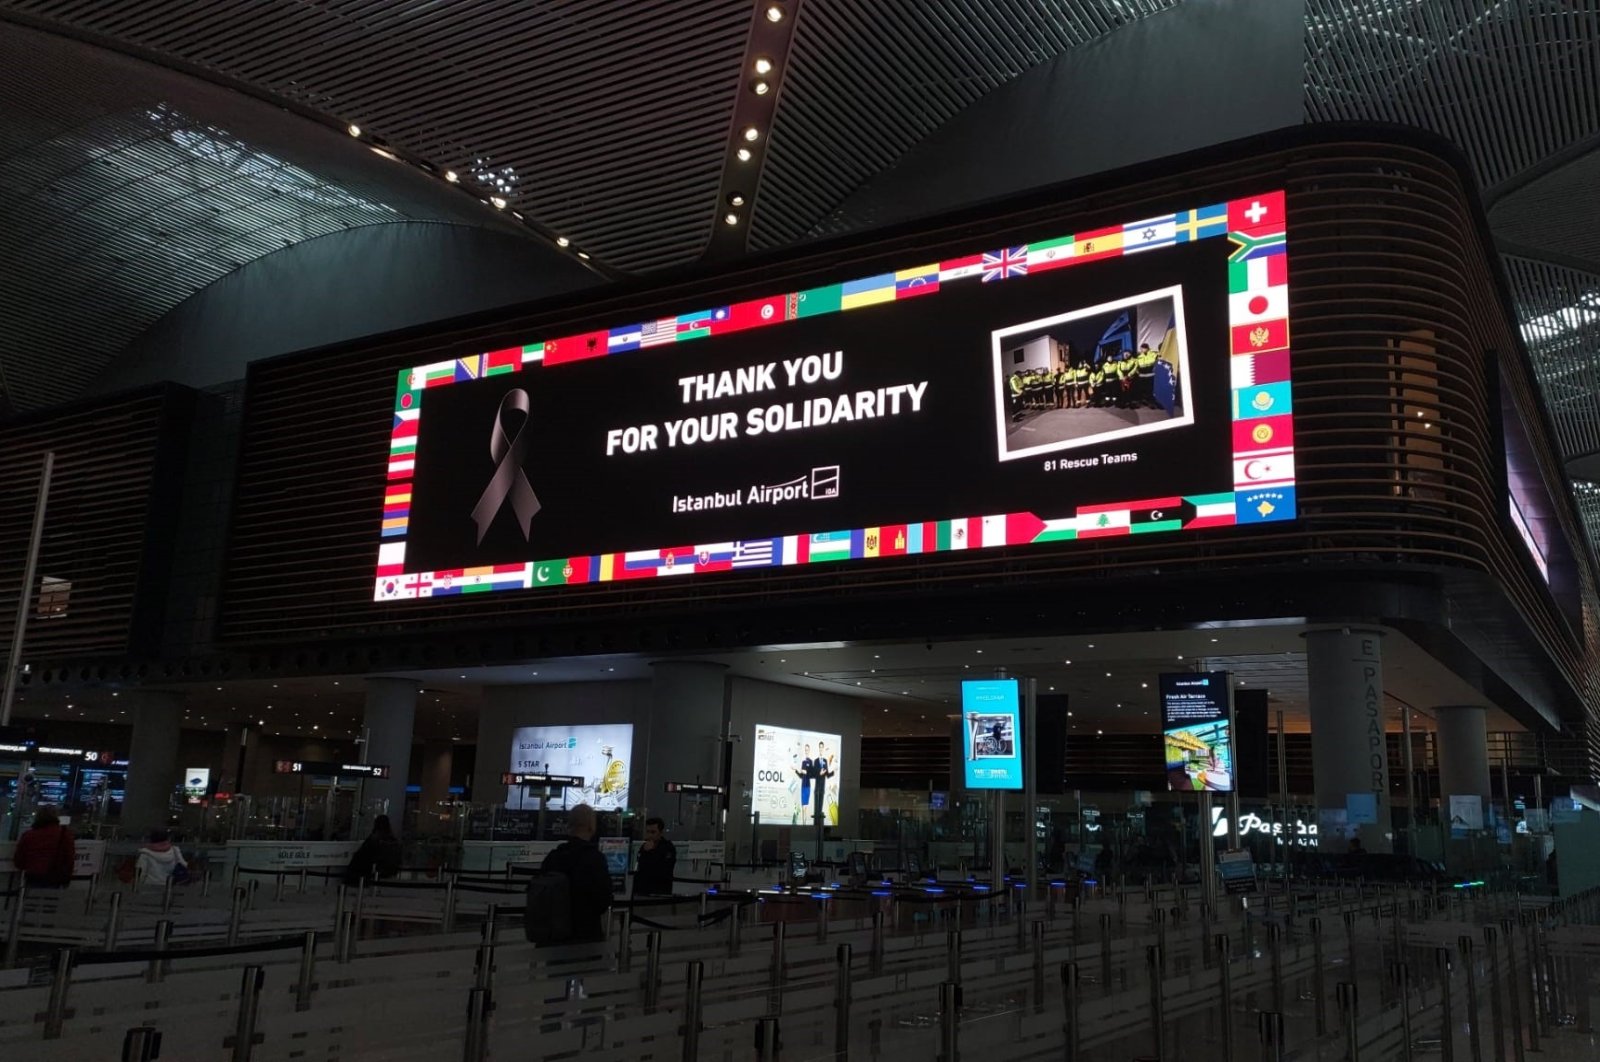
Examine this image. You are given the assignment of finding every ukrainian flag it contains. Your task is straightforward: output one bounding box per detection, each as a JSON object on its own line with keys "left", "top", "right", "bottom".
{"left": 840, "top": 273, "right": 896, "bottom": 310}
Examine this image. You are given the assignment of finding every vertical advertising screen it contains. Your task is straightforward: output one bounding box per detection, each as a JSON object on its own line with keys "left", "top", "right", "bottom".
{"left": 507, "top": 724, "right": 633, "bottom": 810}
{"left": 962, "top": 679, "right": 1023, "bottom": 790}
{"left": 752, "top": 724, "right": 842, "bottom": 827}
{"left": 1160, "top": 672, "right": 1233, "bottom": 791}
{"left": 183, "top": 768, "right": 210, "bottom": 806}
{"left": 372, "top": 191, "right": 1295, "bottom": 603}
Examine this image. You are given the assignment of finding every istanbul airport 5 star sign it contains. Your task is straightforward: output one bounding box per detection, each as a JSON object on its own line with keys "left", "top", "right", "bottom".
{"left": 374, "top": 192, "right": 1294, "bottom": 600}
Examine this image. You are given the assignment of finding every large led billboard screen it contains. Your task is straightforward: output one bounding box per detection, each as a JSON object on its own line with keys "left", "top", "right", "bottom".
{"left": 962, "top": 679, "right": 1023, "bottom": 790}
{"left": 752, "top": 724, "right": 842, "bottom": 827}
{"left": 507, "top": 724, "right": 633, "bottom": 811}
{"left": 374, "top": 192, "right": 1294, "bottom": 601}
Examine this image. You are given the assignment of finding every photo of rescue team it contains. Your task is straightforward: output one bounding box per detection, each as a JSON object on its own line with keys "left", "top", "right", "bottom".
{"left": 992, "top": 286, "right": 1193, "bottom": 461}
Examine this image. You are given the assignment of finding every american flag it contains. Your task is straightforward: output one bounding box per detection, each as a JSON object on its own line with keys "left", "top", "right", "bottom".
{"left": 730, "top": 538, "right": 778, "bottom": 568}
{"left": 982, "top": 246, "right": 1028, "bottom": 282}
{"left": 640, "top": 317, "right": 678, "bottom": 348}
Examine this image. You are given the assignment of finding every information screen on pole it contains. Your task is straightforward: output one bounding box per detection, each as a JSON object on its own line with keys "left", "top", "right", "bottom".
{"left": 962, "top": 679, "right": 1023, "bottom": 790}
{"left": 752, "top": 723, "right": 842, "bottom": 827}
{"left": 372, "top": 191, "right": 1295, "bottom": 601}
{"left": 507, "top": 724, "right": 633, "bottom": 811}
{"left": 1160, "top": 672, "right": 1234, "bottom": 792}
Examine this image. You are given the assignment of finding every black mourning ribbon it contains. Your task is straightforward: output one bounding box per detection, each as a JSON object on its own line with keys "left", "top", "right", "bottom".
{"left": 470, "top": 388, "right": 540, "bottom": 545}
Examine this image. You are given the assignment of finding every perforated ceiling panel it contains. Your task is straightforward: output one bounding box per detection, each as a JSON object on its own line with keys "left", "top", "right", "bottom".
{"left": 748, "top": 0, "right": 1180, "bottom": 250}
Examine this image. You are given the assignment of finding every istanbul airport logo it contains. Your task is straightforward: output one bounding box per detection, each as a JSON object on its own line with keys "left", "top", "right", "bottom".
{"left": 471, "top": 388, "right": 541, "bottom": 545}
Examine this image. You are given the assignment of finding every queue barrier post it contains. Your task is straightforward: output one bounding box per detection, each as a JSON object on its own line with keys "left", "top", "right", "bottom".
{"left": 682, "top": 961, "right": 704, "bottom": 1062}
{"left": 295, "top": 930, "right": 317, "bottom": 1011}
{"left": 226, "top": 965, "right": 265, "bottom": 1062}
{"left": 42, "top": 946, "right": 74, "bottom": 1040}
{"left": 147, "top": 919, "right": 172, "bottom": 983}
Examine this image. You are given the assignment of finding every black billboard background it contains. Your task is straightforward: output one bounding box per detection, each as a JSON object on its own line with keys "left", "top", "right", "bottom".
{"left": 406, "top": 237, "right": 1232, "bottom": 571}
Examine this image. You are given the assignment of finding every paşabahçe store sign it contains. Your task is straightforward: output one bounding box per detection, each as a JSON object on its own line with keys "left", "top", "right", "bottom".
{"left": 1211, "top": 807, "right": 1318, "bottom": 846}
{"left": 373, "top": 192, "right": 1296, "bottom": 601}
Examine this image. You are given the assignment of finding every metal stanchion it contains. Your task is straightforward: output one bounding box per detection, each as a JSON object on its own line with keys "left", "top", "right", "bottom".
{"left": 1338, "top": 982, "right": 1360, "bottom": 1062}
{"left": 1099, "top": 913, "right": 1112, "bottom": 990}
{"left": 298, "top": 867, "right": 307, "bottom": 894}
{"left": 1061, "top": 961, "right": 1080, "bottom": 1062}
{"left": 104, "top": 891, "right": 122, "bottom": 950}
{"left": 871, "top": 909, "right": 885, "bottom": 974}
{"left": 462, "top": 986, "right": 491, "bottom": 1062}
{"left": 616, "top": 908, "right": 632, "bottom": 971}
{"left": 4, "top": 881, "right": 26, "bottom": 968}
{"left": 756, "top": 1016, "right": 780, "bottom": 1062}
{"left": 1391, "top": 962, "right": 1413, "bottom": 1062}
{"left": 246, "top": 877, "right": 259, "bottom": 911}
{"left": 294, "top": 930, "right": 317, "bottom": 1011}
{"left": 161, "top": 876, "right": 174, "bottom": 914}
{"left": 1217, "top": 934, "right": 1235, "bottom": 1061}
{"left": 1257, "top": 1011, "right": 1283, "bottom": 1062}
{"left": 1310, "top": 915, "right": 1328, "bottom": 1035}
{"left": 473, "top": 940, "right": 495, "bottom": 991}
{"left": 939, "top": 981, "right": 961, "bottom": 1062}
{"left": 121, "top": 1025, "right": 163, "bottom": 1060}
{"left": 1501, "top": 918, "right": 1528, "bottom": 1059}
{"left": 1031, "top": 921, "right": 1046, "bottom": 1011}
{"left": 482, "top": 903, "right": 498, "bottom": 946}
{"left": 227, "top": 886, "right": 246, "bottom": 946}
{"left": 1522, "top": 919, "right": 1547, "bottom": 1043}
{"left": 335, "top": 909, "right": 355, "bottom": 964}
{"left": 728, "top": 901, "right": 742, "bottom": 956}
{"left": 83, "top": 873, "right": 98, "bottom": 915}
{"left": 43, "top": 947, "right": 74, "bottom": 1039}
{"left": 147, "top": 919, "right": 172, "bottom": 983}
{"left": 274, "top": 872, "right": 285, "bottom": 903}
{"left": 228, "top": 965, "right": 265, "bottom": 1061}
{"left": 1437, "top": 947, "right": 1455, "bottom": 1062}
{"left": 835, "top": 943, "right": 852, "bottom": 1058}
{"left": 946, "top": 926, "right": 962, "bottom": 984}
{"left": 1459, "top": 936, "right": 1482, "bottom": 1062}
{"left": 1268, "top": 922, "right": 1284, "bottom": 1016}
{"left": 645, "top": 930, "right": 663, "bottom": 1012}
{"left": 1147, "top": 944, "right": 1165, "bottom": 1061}
{"left": 202, "top": 870, "right": 211, "bottom": 899}
{"left": 1154, "top": 906, "right": 1168, "bottom": 976}
{"left": 682, "top": 961, "right": 704, "bottom": 1062}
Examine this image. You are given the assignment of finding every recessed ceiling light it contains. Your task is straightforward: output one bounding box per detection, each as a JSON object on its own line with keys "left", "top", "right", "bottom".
{"left": 346, "top": 123, "right": 362, "bottom": 138}
{"left": 1105, "top": 671, "right": 1112, "bottom": 677}
{"left": 754, "top": 57, "right": 773, "bottom": 75}
{"left": 489, "top": 196, "right": 507, "bottom": 209}
{"left": 1177, "top": 655, "right": 1184, "bottom": 661}
{"left": 725, "top": 212, "right": 740, "bottom": 225}
{"left": 736, "top": 148, "right": 753, "bottom": 162}
{"left": 555, "top": 235, "right": 570, "bottom": 247}
{"left": 743, "top": 126, "right": 761, "bottom": 142}
{"left": 370, "top": 147, "right": 397, "bottom": 160}
{"left": 765, "top": 4, "right": 784, "bottom": 22}
{"left": 729, "top": 193, "right": 746, "bottom": 206}
{"left": 445, "top": 170, "right": 459, "bottom": 183}
{"left": 1141, "top": 682, "right": 1148, "bottom": 689}
{"left": 753, "top": 80, "right": 770, "bottom": 95}
{"left": 577, "top": 251, "right": 591, "bottom": 260}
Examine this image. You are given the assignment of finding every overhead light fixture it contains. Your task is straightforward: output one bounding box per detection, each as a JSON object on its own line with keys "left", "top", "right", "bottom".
{"left": 556, "top": 235, "right": 570, "bottom": 247}
{"left": 754, "top": 57, "right": 773, "bottom": 75}
{"left": 370, "top": 147, "right": 397, "bottom": 160}
{"left": 729, "top": 193, "right": 747, "bottom": 207}
{"left": 489, "top": 196, "right": 507, "bottom": 209}
{"left": 743, "top": 126, "right": 761, "bottom": 142}
{"left": 736, "top": 148, "right": 753, "bottom": 162}
{"left": 577, "top": 251, "right": 591, "bottom": 259}
{"left": 445, "top": 170, "right": 459, "bottom": 183}
{"left": 752, "top": 80, "right": 770, "bottom": 95}
{"left": 346, "top": 123, "right": 362, "bottom": 138}
{"left": 765, "top": 4, "right": 784, "bottom": 22}
{"left": 725, "top": 212, "right": 740, "bottom": 225}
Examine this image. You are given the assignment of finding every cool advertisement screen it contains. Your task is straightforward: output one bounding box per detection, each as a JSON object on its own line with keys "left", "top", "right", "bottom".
{"left": 752, "top": 723, "right": 843, "bottom": 827}
{"left": 1160, "top": 672, "right": 1234, "bottom": 792}
{"left": 372, "top": 192, "right": 1295, "bottom": 601}
{"left": 962, "top": 679, "right": 1023, "bottom": 790}
{"left": 507, "top": 724, "right": 633, "bottom": 811}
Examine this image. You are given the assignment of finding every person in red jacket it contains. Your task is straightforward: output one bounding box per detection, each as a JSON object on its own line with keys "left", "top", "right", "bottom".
{"left": 12, "top": 807, "right": 75, "bottom": 887}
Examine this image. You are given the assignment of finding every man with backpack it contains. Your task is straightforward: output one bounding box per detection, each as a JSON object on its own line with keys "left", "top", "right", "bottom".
{"left": 525, "top": 804, "right": 613, "bottom": 945}
{"left": 11, "top": 807, "right": 75, "bottom": 887}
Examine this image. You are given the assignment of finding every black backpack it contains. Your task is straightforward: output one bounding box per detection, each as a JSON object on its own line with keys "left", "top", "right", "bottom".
{"left": 524, "top": 869, "right": 573, "bottom": 945}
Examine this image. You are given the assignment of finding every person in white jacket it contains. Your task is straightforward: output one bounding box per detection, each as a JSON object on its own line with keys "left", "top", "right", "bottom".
{"left": 136, "top": 828, "right": 187, "bottom": 886}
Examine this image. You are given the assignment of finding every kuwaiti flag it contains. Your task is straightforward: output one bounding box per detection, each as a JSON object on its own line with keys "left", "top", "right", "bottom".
{"left": 375, "top": 541, "right": 406, "bottom": 577}
{"left": 1076, "top": 503, "right": 1131, "bottom": 538}
{"left": 1122, "top": 215, "right": 1177, "bottom": 253}
{"left": 1184, "top": 492, "right": 1237, "bottom": 529}
{"left": 1228, "top": 256, "right": 1288, "bottom": 326}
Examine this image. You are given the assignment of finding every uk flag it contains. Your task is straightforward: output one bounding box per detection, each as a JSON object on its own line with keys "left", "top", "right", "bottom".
{"left": 982, "top": 246, "right": 1028, "bottom": 282}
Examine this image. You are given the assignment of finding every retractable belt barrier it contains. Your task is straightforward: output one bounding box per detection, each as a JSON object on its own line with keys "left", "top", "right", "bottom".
{"left": 71, "top": 932, "right": 310, "bottom": 965}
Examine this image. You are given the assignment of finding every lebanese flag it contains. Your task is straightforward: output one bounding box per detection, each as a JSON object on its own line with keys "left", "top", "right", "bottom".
{"left": 712, "top": 295, "right": 790, "bottom": 335}
{"left": 1232, "top": 415, "right": 1294, "bottom": 453}
{"left": 543, "top": 330, "right": 610, "bottom": 366}
{"left": 1228, "top": 191, "right": 1287, "bottom": 236}
{"left": 1230, "top": 318, "right": 1290, "bottom": 355}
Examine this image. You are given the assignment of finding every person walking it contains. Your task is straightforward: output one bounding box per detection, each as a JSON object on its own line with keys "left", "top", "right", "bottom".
{"left": 633, "top": 816, "right": 678, "bottom": 896}
{"left": 135, "top": 828, "right": 188, "bottom": 886}
{"left": 341, "top": 814, "right": 402, "bottom": 886}
{"left": 11, "top": 807, "right": 75, "bottom": 887}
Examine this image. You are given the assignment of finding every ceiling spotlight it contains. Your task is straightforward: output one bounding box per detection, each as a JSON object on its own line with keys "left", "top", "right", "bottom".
{"left": 765, "top": 4, "right": 784, "bottom": 22}
{"left": 346, "top": 123, "right": 362, "bottom": 138}
{"left": 743, "top": 126, "right": 761, "bottom": 142}
{"left": 555, "top": 236, "right": 570, "bottom": 247}
{"left": 754, "top": 57, "right": 773, "bottom": 75}
{"left": 370, "top": 147, "right": 397, "bottom": 160}
{"left": 725, "top": 212, "right": 740, "bottom": 225}
{"left": 445, "top": 170, "right": 459, "bottom": 183}
{"left": 729, "top": 193, "right": 746, "bottom": 207}
{"left": 489, "top": 196, "right": 507, "bottom": 209}
{"left": 576, "top": 251, "right": 591, "bottom": 260}
{"left": 736, "top": 147, "right": 753, "bottom": 162}
{"left": 752, "top": 80, "right": 771, "bottom": 96}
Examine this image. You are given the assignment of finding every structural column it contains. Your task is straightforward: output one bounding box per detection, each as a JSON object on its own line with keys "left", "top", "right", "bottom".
{"left": 1304, "top": 628, "right": 1392, "bottom": 852}
{"left": 363, "top": 678, "right": 418, "bottom": 834}
{"left": 418, "top": 741, "right": 454, "bottom": 817}
{"left": 122, "top": 691, "right": 184, "bottom": 837}
{"left": 1434, "top": 705, "right": 1491, "bottom": 822}
{"left": 644, "top": 662, "right": 729, "bottom": 838}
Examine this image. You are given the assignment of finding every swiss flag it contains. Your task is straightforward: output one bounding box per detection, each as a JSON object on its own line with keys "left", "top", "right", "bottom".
{"left": 1232, "top": 415, "right": 1294, "bottom": 453}
{"left": 1230, "top": 317, "right": 1290, "bottom": 355}
{"left": 712, "top": 296, "right": 789, "bottom": 336}
{"left": 543, "top": 330, "right": 610, "bottom": 366}
{"left": 1228, "top": 191, "right": 1286, "bottom": 236}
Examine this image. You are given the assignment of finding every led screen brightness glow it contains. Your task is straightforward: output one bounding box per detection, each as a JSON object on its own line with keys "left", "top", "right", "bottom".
{"left": 752, "top": 724, "right": 842, "bottom": 826}
{"left": 507, "top": 724, "right": 633, "bottom": 811}
{"left": 1161, "top": 672, "right": 1234, "bottom": 792}
{"left": 962, "top": 679, "right": 1023, "bottom": 790}
{"left": 373, "top": 192, "right": 1295, "bottom": 601}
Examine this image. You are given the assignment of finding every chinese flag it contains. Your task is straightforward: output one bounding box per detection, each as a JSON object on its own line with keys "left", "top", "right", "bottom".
{"left": 543, "top": 330, "right": 610, "bottom": 366}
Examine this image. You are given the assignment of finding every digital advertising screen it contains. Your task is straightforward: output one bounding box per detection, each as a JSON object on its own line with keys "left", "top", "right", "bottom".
{"left": 752, "top": 723, "right": 842, "bottom": 827}
{"left": 1160, "top": 672, "right": 1234, "bottom": 792}
{"left": 372, "top": 191, "right": 1295, "bottom": 601}
{"left": 507, "top": 724, "right": 633, "bottom": 811}
{"left": 962, "top": 679, "right": 1023, "bottom": 790}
